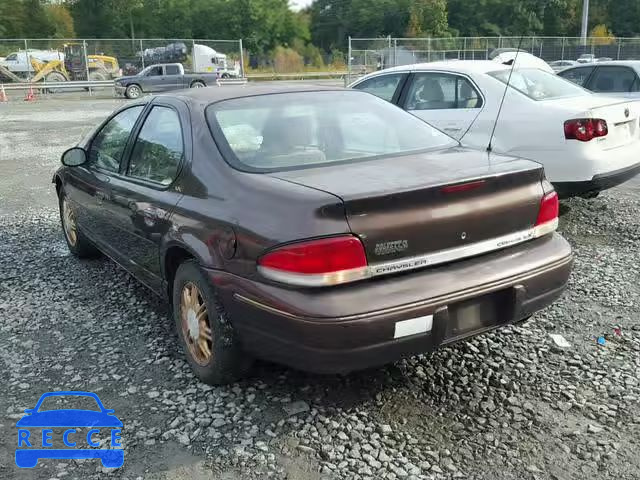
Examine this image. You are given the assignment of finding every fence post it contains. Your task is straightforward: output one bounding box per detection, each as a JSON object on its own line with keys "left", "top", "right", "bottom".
{"left": 393, "top": 38, "right": 397, "bottom": 67}
{"left": 347, "top": 36, "right": 352, "bottom": 85}
{"left": 617, "top": 39, "right": 622, "bottom": 60}
{"left": 24, "top": 39, "right": 32, "bottom": 82}
{"left": 463, "top": 37, "right": 467, "bottom": 60}
{"left": 239, "top": 39, "right": 245, "bottom": 78}
{"left": 486, "top": 38, "right": 489, "bottom": 59}
{"left": 428, "top": 37, "right": 432, "bottom": 62}
{"left": 192, "top": 39, "right": 196, "bottom": 71}
{"left": 83, "top": 40, "right": 92, "bottom": 96}
{"left": 140, "top": 39, "right": 145, "bottom": 69}
{"left": 561, "top": 37, "right": 566, "bottom": 60}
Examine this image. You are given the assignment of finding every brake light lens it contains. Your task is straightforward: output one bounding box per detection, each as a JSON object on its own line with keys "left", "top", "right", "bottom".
{"left": 564, "top": 118, "right": 608, "bottom": 142}
{"left": 258, "top": 236, "right": 368, "bottom": 286}
{"left": 533, "top": 191, "right": 559, "bottom": 238}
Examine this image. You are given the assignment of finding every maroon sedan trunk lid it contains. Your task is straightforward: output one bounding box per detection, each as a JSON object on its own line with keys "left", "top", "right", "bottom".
{"left": 270, "top": 148, "right": 545, "bottom": 264}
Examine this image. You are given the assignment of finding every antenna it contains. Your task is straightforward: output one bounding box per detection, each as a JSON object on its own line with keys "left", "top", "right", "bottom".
{"left": 487, "top": 36, "right": 524, "bottom": 153}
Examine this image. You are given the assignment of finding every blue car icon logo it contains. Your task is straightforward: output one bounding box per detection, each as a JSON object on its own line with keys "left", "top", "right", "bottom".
{"left": 15, "top": 391, "right": 124, "bottom": 468}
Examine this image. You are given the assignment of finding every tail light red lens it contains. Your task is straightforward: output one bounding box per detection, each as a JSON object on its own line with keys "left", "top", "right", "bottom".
{"left": 564, "top": 118, "right": 608, "bottom": 142}
{"left": 258, "top": 236, "right": 368, "bottom": 286}
{"left": 533, "top": 191, "right": 559, "bottom": 237}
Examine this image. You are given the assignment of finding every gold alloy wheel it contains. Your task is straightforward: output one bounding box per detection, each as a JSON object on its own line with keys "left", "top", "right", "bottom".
{"left": 62, "top": 199, "right": 78, "bottom": 246}
{"left": 180, "top": 282, "right": 213, "bottom": 366}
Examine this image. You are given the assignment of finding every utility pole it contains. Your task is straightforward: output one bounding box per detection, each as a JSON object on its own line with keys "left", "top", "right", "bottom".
{"left": 580, "top": 0, "right": 589, "bottom": 46}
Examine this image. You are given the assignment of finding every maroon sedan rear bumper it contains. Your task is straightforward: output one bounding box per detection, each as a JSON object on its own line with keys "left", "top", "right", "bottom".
{"left": 207, "top": 233, "right": 573, "bottom": 374}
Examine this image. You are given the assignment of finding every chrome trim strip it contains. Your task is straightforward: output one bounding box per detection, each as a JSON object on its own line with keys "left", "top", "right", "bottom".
{"left": 369, "top": 221, "right": 557, "bottom": 278}
{"left": 258, "top": 220, "right": 558, "bottom": 287}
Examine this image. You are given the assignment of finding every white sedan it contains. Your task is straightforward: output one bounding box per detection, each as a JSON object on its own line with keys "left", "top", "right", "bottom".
{"left": 349, "top": 61, "right": 640, "bottom": 198}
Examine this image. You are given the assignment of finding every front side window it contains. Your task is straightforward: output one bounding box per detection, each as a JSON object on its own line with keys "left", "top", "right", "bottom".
{"left": 145, "top": 66, "right": 163, "bottom": 76}
{"left": 128, "top": 106, "right": 183, "bottom": 185}
{"left": 352, "top": 74, "right": 404, "bottom": 102}
{"left": 406, "top": 73, "right": 483, "bottom": 110}
{"left": 207, "top": 90, "right": 457, "bottom": 172}
{"left": 558, "top": 66, "right": 595, "bottom": 87}
{"left": 589, "top": 67, "right": 639, "bottom": 92}
{"left": 489, "top": 68, "right": 588, "bottom": 100}
{"left": 88, "top": 106, "right": 144, "bottom": 173}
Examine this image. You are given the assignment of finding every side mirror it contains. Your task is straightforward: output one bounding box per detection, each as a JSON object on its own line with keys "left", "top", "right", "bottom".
{"left": 61, "top": 147, "right": 87, "bottom": 167}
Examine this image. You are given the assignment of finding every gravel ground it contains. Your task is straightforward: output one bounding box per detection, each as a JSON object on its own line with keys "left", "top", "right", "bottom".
{"left": 1, "top": 97, "right": 639, "bottom": 480}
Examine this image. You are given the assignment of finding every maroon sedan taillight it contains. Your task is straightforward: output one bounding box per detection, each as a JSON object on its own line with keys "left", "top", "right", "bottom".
{"left": 564, "top": 118, "right": 608, "bottom": 142}
{"left": 258, "top": 236, "right": 369, "bottom": 287}
{"left": 533, "top": 191, "right": 559, "bottom": 238}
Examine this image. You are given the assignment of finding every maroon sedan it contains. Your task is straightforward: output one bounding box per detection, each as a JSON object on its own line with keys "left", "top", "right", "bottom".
{"left": 54, "top": 86, "right": 572, "bottom": 385}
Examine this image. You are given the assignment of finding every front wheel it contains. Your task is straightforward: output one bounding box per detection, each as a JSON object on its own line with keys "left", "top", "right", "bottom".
{"left": 173, "top": 260, "right": 252, "bottom": 385}
{"left": 190, "top": 81, "right": 206, "bottom": 88}
{"left": 59, "top": 192, "right": 100, "bottom": 258}
{"left": 125, "top": 84, "right": 142, "bottom": 99}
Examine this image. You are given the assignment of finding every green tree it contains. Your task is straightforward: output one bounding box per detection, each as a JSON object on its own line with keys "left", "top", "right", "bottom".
{"left": 46, "top": 4, "right": 76, "bottom": 38}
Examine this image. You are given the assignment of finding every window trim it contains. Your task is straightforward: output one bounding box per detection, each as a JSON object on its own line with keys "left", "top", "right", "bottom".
{"left": 86, "top": 104, "right": 147, "bottom": 176}
{"left": 587, "top": 65, "right": 639, "bottom": 93}
{"left": 119, "top": 103, "right": 188, "bottom": 190}
{"left": 349, "top": 72, "right": 409, "bottom": 104}
{"left": 398, "top": 70, "right": 485, "bottom": 111}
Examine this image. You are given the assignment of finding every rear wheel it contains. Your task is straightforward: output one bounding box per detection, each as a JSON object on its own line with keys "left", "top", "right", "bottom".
{"left": 173, "top": 260, "right": 252, "bottom": 385}
{"left": 125, "top": 84, "right": 142, "bottom": 99}
{"left": 59, "top": 191, "right": 100, "bottom": 258}
{"left": 190, "top": 81, "right": 206, "bottom": 88}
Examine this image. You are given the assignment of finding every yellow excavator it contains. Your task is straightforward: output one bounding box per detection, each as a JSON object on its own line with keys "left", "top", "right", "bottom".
{"left": 30, "top": 43, "right": 120, "bottom": 84}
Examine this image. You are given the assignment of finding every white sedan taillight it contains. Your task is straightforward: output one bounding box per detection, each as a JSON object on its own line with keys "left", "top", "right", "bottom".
{"left": 258, "top": 236, "right": 369, "bottom": 287}
{"left": 533, "top": 191, "right": 559, "bottom": 238}
{"left": 564, "top": 118, "right": 608, "bottom": 142}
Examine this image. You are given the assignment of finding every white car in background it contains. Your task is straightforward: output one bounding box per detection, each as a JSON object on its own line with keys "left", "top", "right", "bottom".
{"left": 349, "top": 61, "right": 640, "bottom": 198}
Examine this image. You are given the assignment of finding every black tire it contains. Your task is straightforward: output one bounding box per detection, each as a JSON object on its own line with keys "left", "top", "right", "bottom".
{"left": 190, "top": 81, "right": 206, "bottom": 88}
{"left": 58, "top": 191, "right": 100, "bottom": 258}
{"left": 172, "top": 260, "right": 252, "bottom": 385}
{"left": 125, "top": 84, "right": 142, "bottom": 99}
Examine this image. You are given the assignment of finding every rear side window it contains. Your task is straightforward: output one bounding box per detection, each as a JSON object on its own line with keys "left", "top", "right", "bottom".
{"left": 405, "top": 73, "right": 483, "bottom": 110}
{"left": 88, "top": 106, "right": 144, "bottom": 173}
{"left": 127, "top": 106, "right": 183, "bottom": 185}
{"left": 165, "top": 64, "right": 180, "bottom": 75}
{"left": 589, "top": 67, "right": 639, "bottom": 92}
{"left": 352, "top": 74, "right": 404, "bottom": 102}
{"left": 558, "top": 66, "right": 595, "bottom": 87}
{"left": 206, "top": 90, "right": 457, "bottom": 172}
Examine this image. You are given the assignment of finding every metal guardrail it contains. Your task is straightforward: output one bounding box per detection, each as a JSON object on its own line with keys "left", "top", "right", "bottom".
{"left": 1, "top": 80, "right": 114, "bottom": 90}
{"left": 246, "top": 71, "right": 348, "bottom": 80}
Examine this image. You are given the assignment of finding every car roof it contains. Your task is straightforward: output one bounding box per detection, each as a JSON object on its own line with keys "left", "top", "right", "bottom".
{"left": 564, "top": 60, "right": 640, "bottom": 69}
{"left": 357, "top": 61, "right": 510, "bottom": 81}
{"left": 167, "top": 84, "right": 347, "bottom": 103}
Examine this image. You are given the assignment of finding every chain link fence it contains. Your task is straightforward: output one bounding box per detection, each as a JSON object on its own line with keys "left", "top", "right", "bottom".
{"left": 348, "top": 36, "right": 640, "bottom": 82}
{"left": 0, "top": 38, "right": 243, "bottom": 94}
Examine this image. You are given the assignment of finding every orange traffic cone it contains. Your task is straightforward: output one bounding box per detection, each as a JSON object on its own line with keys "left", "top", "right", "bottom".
{"left": 0, "top": 84, "right": 8, "bottom": 103}
{"left": 24, "top": 85, "right": 37, "bottom": 102}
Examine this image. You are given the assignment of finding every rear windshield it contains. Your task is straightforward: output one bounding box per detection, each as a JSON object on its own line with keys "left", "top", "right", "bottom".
{"left": 489, "top": 68, "right": 588, "bottom": 100}
{"left": 206, "top": 90, "right": 457, "bottom": 172}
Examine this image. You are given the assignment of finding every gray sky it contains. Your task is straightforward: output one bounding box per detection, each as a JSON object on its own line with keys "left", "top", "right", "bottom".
{"left": 290, "top": 0, "right": 313, "bottom": 11}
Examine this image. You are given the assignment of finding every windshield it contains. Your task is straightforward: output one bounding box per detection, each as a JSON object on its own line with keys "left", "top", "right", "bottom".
{"left": 206, "top": 90, "right": 457, "bottom": 172}
{"left": 38, "top": 395, "right": 101, "bottom": 412}
{"left": 489, "top": 68, "right": 588, "bottom": 100}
